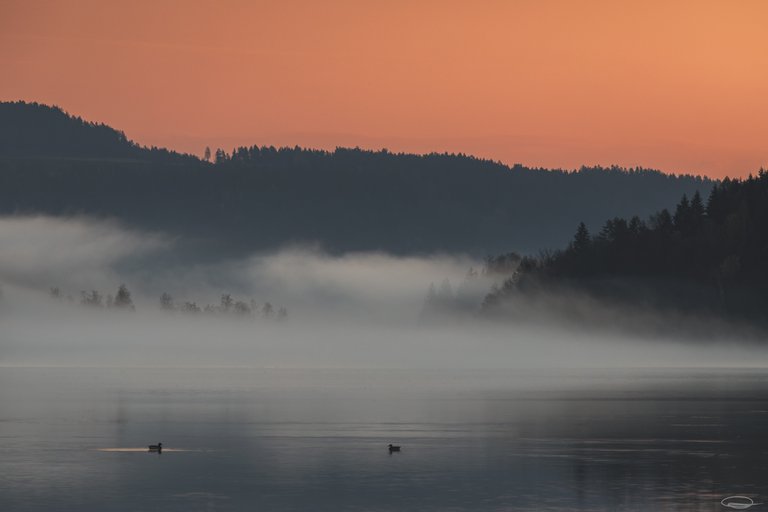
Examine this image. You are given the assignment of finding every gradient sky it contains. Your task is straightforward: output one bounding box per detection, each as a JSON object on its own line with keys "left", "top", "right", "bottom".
{"left": 2, "top": 0, "right": 767, "bottom": 178}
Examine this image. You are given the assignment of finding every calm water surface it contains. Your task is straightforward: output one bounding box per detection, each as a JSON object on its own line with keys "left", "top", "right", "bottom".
{"left": 1, "top": 367, "right": 767, "bottom": 511}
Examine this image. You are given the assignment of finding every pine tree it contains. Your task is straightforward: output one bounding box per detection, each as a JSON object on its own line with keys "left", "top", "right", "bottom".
{"left": 690, "top": 191, "right": 705, "bottom": 220}
{"left": 673, "top": 194, "right": 691, "bottom": 230}
{"left": 113, "top": 284, "right": 135, "bottom": 310}
{"left": 572, "top": 222, "right": 591, "bottom": 251}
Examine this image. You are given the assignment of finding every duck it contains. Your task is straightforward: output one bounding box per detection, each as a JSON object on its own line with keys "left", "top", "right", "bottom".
{"left": 388, "top": 444, "right": 401, "bottom": 452}
{"left": 148, "top": 443, "right": 162, "bottom": 453}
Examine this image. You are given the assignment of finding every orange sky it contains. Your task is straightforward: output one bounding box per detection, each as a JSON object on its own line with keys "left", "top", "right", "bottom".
{"left": 2, "top": 0, "right": 768, "bottom": 178}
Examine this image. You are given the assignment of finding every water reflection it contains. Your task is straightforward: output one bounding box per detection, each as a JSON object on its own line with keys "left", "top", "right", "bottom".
{"left": 0, "top": 367, "right": 767, "bottom": 511}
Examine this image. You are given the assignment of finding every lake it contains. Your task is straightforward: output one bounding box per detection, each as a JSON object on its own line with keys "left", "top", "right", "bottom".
{"left": 1, "top": 367, "right": 767, "bottom": 511}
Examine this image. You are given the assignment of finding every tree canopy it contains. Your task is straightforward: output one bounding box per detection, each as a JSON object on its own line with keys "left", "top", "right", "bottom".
{"left": 484, "top": 171, "right": 768, "bottom": 322}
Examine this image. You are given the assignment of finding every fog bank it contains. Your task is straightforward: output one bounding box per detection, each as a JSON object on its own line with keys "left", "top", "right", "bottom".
{"left": 1, "top": 215, "right": 766, "bottom": 368}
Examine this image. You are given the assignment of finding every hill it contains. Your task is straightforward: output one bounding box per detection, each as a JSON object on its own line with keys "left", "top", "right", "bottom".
{"left": 0, "top": 101, "right": 714, "bottom": 256}
{"left": 0, "top": 101, "right": 194, "bottom": 163}
{"left": 483, "top": 172, "right": 768, "bottom": 324}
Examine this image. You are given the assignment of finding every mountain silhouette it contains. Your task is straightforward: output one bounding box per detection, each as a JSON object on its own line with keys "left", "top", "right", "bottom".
{"left": 0, "top": 101, "right": 714, "bottom": 256}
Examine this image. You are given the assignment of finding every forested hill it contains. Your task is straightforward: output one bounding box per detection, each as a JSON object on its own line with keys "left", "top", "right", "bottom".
{"left": 0, "top": 101, "right": 714, "bottom": 256}
{"left": 484, "top": 171, "right": 768, "bottom": 323}
{"left": 0, "top": 101, "right": 193, "bottom": 162}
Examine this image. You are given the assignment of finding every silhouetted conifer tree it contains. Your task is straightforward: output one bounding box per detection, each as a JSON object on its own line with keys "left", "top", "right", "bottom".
{"left": 113, "top": 284, "right": 135, "bottom": 310}
{"left": 572, "top": 222, "right": 591, "bottom": 252}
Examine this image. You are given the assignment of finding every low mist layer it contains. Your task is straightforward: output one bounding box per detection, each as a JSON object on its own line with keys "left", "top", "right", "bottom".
{"left": 1, "top": 216, "right": 765, "bottom": 369}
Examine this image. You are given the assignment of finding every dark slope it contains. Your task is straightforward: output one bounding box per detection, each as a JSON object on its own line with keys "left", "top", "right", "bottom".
{"left": 0, "top": 101, "right": 194, "bottom": 162}
{"left": 0, "top": 101, "right": 714, "bottom": 256}
{"left": 484, "top": 172, "right": 768, "bottom": 324}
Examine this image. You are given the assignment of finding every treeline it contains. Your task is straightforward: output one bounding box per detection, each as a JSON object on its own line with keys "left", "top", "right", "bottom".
{"left": 0, "top": 101, "right": 195, "bottom": 163}
{"left": 48, "top": 285, "right": 288, "bottom": 320}
{"left": 0, "top": 101, "right": 713, "bottom": 256}
{"left": 421, "top": 253, "right": 522, "bottom": 320}
{"left": 484, "top": 170, "right": 768, "bottom": 323}
{"left": 50, "top": 284, "right": 135, "bottom": 310}
{"left": 158, "top": 292, "right": 287, "bottom": 320}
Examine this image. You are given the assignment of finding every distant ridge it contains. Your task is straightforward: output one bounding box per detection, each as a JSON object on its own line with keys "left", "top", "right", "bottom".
{"left": 0, "top": 101, "right": 194, "bottom": 162}
{"left": 0, "top": 101, "right": 716, "bottom": 256}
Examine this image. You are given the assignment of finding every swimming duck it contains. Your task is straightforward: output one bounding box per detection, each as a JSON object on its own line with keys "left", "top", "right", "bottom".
{"left": 148, "top": 443, "right": 162, "bottom": 453}
{"left": 388, "top": 444, "right": 401, "bottom": 452}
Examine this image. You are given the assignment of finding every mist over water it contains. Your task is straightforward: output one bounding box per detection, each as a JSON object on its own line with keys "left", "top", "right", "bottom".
{"left": 0, "top": 215, "right": 766, "bottom": 369}
{"left": 3, "top": 216, "right": 768, "bottom": 511}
